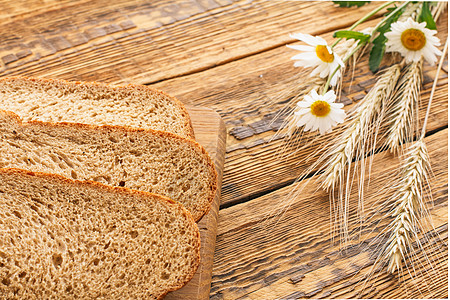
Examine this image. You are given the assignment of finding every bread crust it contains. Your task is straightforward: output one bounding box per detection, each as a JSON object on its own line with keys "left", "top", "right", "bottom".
{"left": 0, "top": 76, "right": 196, "bottom": 139}
{"left": 0, "top": 167, "right": 201, "bottom": 298}
{"left": 1, "top": 109, "right": 217, "bottom": 222}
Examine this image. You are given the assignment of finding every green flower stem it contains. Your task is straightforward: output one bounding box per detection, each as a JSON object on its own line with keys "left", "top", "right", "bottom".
{"left": 321, "top": 42, "right": 365, "bottom": 94}
{"left": 322, "top": 1, "right": 411, "bottom": 95}
{"left": 331, "top": 1, "right": 397, "bottom": 48}
{"left": 369, "top": 1, "right": 410, "bottom": 41}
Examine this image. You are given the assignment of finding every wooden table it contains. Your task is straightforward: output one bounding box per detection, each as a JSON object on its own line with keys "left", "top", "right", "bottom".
{"left": 1, "top": 1, "right": 447, "bottom": 299}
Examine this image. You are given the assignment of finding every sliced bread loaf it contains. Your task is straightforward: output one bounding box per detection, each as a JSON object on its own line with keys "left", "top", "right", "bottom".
{"left": 0, "top": 168, "right": 200, "bottom": 299}
{"left": 0, "top": 110, "right": 217, "bottom": 221}
{"left": 0, "top": 76, "right": 195, "bottom": 139}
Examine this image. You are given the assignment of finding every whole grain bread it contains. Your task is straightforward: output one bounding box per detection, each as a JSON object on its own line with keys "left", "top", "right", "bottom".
{"left": 0, "top": 76, "right": 195, "bottom": 139}
{"left": 0, "top": 110, "right": 217, "bottom": 222}
{"left": 0, "top": 168, "right": 200, "bottom": 299}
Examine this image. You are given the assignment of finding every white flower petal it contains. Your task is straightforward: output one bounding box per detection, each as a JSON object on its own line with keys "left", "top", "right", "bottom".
{"left": 318, "top": 119, "right": 330, "bottom": 135}
{"left": 315, "top": 36, "right": 328, "bottom": 45}
{"left": 330, "top": 102, "right": 344, "bottom": 108}
{"left": 319, "top": 64, "right": 331, "bottom": 78}
{"left": 323, "top": 90, "right": 336, "bottom": 103}
{"left": 292, "top": 52, "right": 321, "bottom": 62}
{"left": 287, "top": 45, "right": 315, "bottom": 52}
{"left": 296, "top": 108, "right": 311, "bottom": 115}
{"left": 309, "top": 64, "right": 324, "bottom": 77}
{"left": 330, "top": 110, "right": 346, "bottom": 123}
{"left": 296, "top": 114, "right": 310, "bottom": 128}
{"left": 310, "top": 117, "right": 321, "bottom": 132}
{"left": 303, "top": 118, "right": 315, "bottom": 131}
{"left": 302, "top": 94, "right": 314, "bottom": 104}
{"left": 310, "top": 89, "right": 320, "bottom": 99}
{"left": 422, "top": 48, "right": 438, "bottom": 65}
{"left": 334, "top": 52, "right": 345, "bottom": 68}
{"left": 290, "top": 33, "right": 320, "bottom": 46}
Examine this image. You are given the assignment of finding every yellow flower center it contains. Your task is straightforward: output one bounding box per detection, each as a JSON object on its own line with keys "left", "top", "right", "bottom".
{"left": 310, "top": 100, "right": 331, "bottom": 117}
{"left": 401, "top": 28, "right": 426, "bottom": 51}
{"left": 315, "top": 45, "right": 334, "bottom": 63}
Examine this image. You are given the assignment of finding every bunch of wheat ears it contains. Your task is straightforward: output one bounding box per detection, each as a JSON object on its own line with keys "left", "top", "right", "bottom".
{"left": 270, "top": 1, "right": 448, "bottom": 295}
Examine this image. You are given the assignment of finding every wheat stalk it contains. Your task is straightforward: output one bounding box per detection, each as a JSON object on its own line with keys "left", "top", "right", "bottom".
{"left": 431, "top": 1, "right": 447, "bottom": 20}
{"left": 384, "top": 60, "right": 423, "bottom": 153}
{"left": 268, "top": 65, "right": 402, "bottom": 238}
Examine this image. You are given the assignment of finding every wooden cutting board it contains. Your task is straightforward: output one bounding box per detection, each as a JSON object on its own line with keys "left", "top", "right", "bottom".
{"left": 165, "top": 106, "right": 226, "bottom": 299}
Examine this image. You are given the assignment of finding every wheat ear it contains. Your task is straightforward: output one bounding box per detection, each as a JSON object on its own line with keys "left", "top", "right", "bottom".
{"left": 384, "top": 37, "right": 448, "bottom": 274}
{"left": 312, "top": 65, "right": 400, "bottom": 241}
{"left": 320, "top": 64, "right": 401, "bottom": 191}
{"left": 384, "top": 138, "right": 431, "bottom": 273}
{"left": 384, "top": 60, "right": 423, "bottom": 153}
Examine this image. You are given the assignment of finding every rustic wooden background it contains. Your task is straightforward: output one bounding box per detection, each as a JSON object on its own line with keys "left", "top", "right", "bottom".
{"left": 1, "top": 1, "right": 447, "bottom": 299}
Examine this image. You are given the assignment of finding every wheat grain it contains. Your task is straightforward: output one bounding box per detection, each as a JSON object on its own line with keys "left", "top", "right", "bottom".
{"left": 384, "top": 60, "right": 423, "bottom": 153}
{"left": 353, "top": 37, "right": 449, "bottom": 298}
{"left": 384, "top": 138, "right": 431, "bottom": 273}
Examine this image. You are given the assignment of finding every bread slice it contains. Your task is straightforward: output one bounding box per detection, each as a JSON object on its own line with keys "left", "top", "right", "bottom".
{"left": 0, "top": 76, "right": 195, "bottom": 139}
{"left": 0, "top": 110, "right": 217, "bottom": 222}
{"left": 0, "top": 168, "right": 200, "bottom": 299}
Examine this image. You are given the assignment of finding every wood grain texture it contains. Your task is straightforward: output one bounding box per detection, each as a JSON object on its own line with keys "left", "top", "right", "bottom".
{"left": 210, "top": 129, "right": 448, "bottom": 299}
{"left": 0, "top": 0, "right": 78, "bottom": 24}
{"left": 0, "top": 1, "right": 447, "bottom": 298}
{"left": 0, "top": 0, "right": 384, "bottom": 84}
{"left": 166, "top": 106, "right": 226, "bottom": 299}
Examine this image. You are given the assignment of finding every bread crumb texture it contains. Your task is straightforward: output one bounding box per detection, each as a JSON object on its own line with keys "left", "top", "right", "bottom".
{"left": 0, "top": 110, "right": 217, "bottom": 221}
{"left": 0, "top": 169, "right": 200, "bottom": 299}
{"left": 0, "top": 77, "right": 194, "bottom": 139}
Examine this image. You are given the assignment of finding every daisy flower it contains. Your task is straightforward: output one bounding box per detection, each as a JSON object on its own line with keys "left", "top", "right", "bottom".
{"left": 287, "top": 33, "right": 345, "bottom": 86}
{"left": 385, "top": 18, "right": 442, "bottom": 65}
{"left": 294, "top": 89, "right": 346, "bottom": 135}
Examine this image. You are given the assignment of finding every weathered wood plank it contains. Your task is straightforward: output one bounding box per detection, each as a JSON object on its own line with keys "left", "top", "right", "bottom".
{"left": 210, "top": 129, "right": 448, "bottom": 299}
{"left": 0, "top": 1, "right": 385, "bottom": 83}
{"left": 0, "top": 0, "right": 80, "bottom": 24}
{"left": 151, "top": 12, "right": 448, "bottom": 207}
